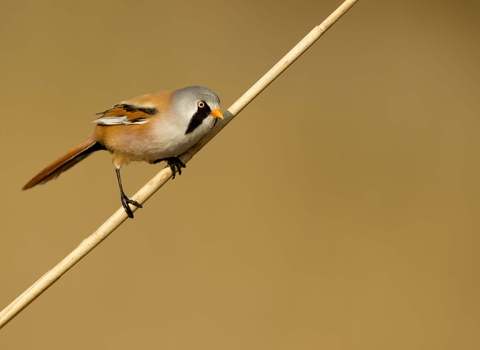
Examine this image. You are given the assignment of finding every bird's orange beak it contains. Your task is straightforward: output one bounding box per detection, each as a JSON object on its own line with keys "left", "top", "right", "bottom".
{"left": 210, "top": 109, "right": 224, "bottom": 119}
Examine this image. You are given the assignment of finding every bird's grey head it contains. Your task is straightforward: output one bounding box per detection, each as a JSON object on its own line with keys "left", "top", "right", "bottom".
{"left": 172, "top": 86, "right": 223, "bottom": 134}
{"left": 174, "top": 86, "right": 220, "bottom": 109}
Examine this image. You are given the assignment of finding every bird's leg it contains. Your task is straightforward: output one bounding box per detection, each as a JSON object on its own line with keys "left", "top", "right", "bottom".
{"left": 152, "top": 157, "right": 186, "bottom": 179}
{"left": 115, "top": 167, "right": 142, "bottom": 219}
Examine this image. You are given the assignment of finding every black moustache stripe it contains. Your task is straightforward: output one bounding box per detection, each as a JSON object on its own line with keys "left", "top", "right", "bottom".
{"left": 185, "top": 103, "right": 211, "bottom": 134}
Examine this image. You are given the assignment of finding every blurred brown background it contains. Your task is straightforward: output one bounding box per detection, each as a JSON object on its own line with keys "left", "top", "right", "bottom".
{"left": 1, "top": 0, "right": 479, "bottom": 348}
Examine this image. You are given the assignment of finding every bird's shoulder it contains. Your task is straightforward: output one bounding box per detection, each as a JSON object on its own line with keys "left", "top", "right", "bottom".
{"left": 93, "top": 90, "right": 174, "bottom": 125}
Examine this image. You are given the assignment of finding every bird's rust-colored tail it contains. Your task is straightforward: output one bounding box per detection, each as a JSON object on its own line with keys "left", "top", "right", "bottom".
{"left": 22, "top": 136, "right": 106, "bottom": 190}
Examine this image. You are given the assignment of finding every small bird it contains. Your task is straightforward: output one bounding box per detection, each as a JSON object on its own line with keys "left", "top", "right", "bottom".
{"left": 23, "top": 86, "right": 223, "bottom": 218}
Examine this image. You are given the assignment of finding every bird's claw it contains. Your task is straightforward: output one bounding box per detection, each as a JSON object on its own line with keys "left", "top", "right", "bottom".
{"left": 153, "top": 157, "right": 186, "bottom": 179}
{"left": 167, "top": 157, "right": 186, "bottom": 179}
{"left": 121, "top": 194, "right": 142, "bottom": 219}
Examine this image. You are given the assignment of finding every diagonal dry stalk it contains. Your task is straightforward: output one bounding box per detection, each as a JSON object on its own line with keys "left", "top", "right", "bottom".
{"left": 0, "top": 0, "right": 359, "bottom": 329}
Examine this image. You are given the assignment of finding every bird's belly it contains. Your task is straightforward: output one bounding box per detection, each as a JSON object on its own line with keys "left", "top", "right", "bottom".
{"left": 112, "top": 136, "right": 196, "bottom": 164}
{"left": 105, "top": 123, "right": 212, "bottom": 163}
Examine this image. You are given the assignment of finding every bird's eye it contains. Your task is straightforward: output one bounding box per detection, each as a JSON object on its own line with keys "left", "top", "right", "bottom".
{"left": 197, "top": 101, "right": 205, "bottom": 108}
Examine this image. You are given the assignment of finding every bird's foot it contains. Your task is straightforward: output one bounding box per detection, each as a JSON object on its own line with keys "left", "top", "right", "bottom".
{"left": 153, "top": 157, "right": 186, "bottom": 179}
{"left": 121, "top": 193, "right": 142, "bottom": 219}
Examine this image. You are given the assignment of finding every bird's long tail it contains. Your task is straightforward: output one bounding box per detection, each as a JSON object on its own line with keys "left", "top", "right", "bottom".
{"left": 22, "top": 135, "right": 106, "bottom": 190}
